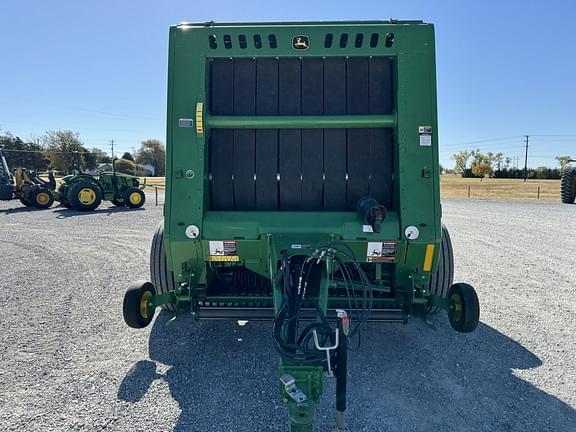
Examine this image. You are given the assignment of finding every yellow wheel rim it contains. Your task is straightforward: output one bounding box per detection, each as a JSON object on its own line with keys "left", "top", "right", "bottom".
{"left": 36, "top": 192, "right": 50, "bottom": 205}
{"left": 451, "top": 293, "right": 463, "bottom": 322}
{"left": 78, "top": 188, "right": 96, "bottom": 205}
{"left": 129, "top": 191, "right": 142, "bottom": 205}
{"left": 139, "top": 290, "right": 153, "bottom": 319}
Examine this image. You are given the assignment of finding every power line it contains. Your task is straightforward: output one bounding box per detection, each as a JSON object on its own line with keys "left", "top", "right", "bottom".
{"left": 441, "top": 136, "right": 522, "bottom": 148}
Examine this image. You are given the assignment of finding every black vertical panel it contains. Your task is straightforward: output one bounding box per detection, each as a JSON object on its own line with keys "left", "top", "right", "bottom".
{"left": 233, "top": 58, "right": 256, "bottom": 210}
{"left": 368, "top": 57, "right": 394, "bottom": 209}
{"left": 346, "top": 57, "right": 369, "bottom": 114}
{"left": 256, "top": 58, "right": 279, "bottom": 116}
{"left": 346, "top": 129, "right": 371, "bottom": 208}
{"left": 209, "top": 59, "right": 235, "bottom": 209}
{"left": 369, "top": 129, "right": 394, "bottom": 209}
{"left": 346, "top": 58, "right": 370, "bottom": 209}
{"left": 323, "top": 58, "right": 347, "bottom": 209}
{"left": 301, "top": 58, "right": 324, "bottom": 210}
{"left": 255, "top": 59, "right": 279, "bottom": 210}
{"left": 210, "top": 130, "right": 234, "bottom": 210}
{"left": 210, "top": 59, "right": 234, "bottom": 115}
{"left": 369, "top": 57, "right": 393, "bottom": 114}
{"left": 278, "top": 58, "right": 301, "bottom": 209}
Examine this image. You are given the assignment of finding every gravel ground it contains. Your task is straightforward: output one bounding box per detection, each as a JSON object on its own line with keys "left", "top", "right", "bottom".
{"left": 0, "top": 197, "right": 574, "bottom": 432}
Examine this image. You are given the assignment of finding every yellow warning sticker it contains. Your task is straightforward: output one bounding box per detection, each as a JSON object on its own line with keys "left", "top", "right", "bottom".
{"left": 208, "top": 256, "right": 240, "bottom": 262}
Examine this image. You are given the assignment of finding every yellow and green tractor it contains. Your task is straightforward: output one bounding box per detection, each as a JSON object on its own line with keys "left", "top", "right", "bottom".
{"left": 56, "top": 169, "right": 146, "bottom": 211}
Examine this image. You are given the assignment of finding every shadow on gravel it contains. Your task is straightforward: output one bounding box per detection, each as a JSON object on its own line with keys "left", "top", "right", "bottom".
{"left": 119, "top": 311, "right": 575, "bottom": 432}
{"left": 0, "top": 206, "right": 46, "bottom": 214}
{"left": 53, "top": 206, "right": 145, "bottom": 218}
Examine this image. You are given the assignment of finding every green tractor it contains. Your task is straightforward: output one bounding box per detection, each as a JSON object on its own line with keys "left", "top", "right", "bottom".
{"left": 561, "top": 160, "right": 576, "bottom": 204}
{"left": 122, "top": 21, "right": 480, "bottom": 431}
{"left": 56, "top": 165, "right": 146, "bottom": 211}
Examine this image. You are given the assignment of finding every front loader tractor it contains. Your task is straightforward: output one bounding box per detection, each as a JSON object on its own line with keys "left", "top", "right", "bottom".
{"left": 561, "top": 160, "right": 576, "bottom": 204}
{"left": 123, "top": 21, "right": 480, "bottom": 431}
{"left": 0, "top": 150, "right": 56, "bottom": 209}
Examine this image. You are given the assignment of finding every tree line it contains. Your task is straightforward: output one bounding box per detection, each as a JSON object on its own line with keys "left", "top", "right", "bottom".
{"left": 0, "top": 129, "right": 165, "bottom": 176}
{"left": 450, "top": 150, "right": 572, "bottom": 180}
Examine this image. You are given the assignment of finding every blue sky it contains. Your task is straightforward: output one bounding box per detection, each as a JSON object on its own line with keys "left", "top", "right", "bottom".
{"left": 1, "top": 0, "right": 575, "bottom": 168}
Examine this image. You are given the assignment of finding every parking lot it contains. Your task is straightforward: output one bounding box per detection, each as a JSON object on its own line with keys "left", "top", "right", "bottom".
{"left": 1, "top": 196, "right": 575, "bottom": 431}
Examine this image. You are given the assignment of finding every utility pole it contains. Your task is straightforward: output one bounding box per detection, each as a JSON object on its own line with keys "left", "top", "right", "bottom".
{"left": 523, "top": 135, "right": 529, "bottom": 182}
{"left": 109, "top": 139, "right": 115, "bottom": 160}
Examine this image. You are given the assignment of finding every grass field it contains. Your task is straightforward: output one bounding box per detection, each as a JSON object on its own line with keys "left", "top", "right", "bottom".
{"left": 440, "top": 176, "right": 559, "bottom": 200}
{"left": 139, "top": 176, "right": 562, "bottom": 201}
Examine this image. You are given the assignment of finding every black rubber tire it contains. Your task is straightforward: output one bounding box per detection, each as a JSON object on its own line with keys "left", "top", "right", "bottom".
{"left": 560, "top": 169, "right": 576, "bottom": 204}
{"left": 30, "top": 187, "right": 54, "bottom": 209}
{"left": 124, "top": 187, "right": 145, "bottom": 209}
{"left": 448, "top": 283, "right": 480, "bottom": 333}
{"left": 111, "top": 198, "right": 124, "bottom": 206}
{"left": 150, "top": 222, "right": 176, "bottom": 311}
{"left": 123, "top": 281, "right": 156, "bottom": 329}
{"left": 69, "top": 181, "right": 102, "bottom": 211}
{"left": 427, "top": 224, "right": 454, "bottom": 313}
{"left": 20, "top": 197, "right": 33, "bottom": 207}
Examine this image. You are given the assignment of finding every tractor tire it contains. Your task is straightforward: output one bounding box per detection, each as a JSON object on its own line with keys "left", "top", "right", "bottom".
{"left": 447, "top": 283, "right": 480, "bottom": 333}
{"left": 560, "top": 169, "right": 576, "bottom": 204}
{"left": 124, "top": 187, "right": 145, "bottom": 209}
{"left": 150, "top": 222, "right": 176, "bottom": 311}
{"left": 69, "top": 181, "right": 102, "bottom": 211}
{"left": 20, "top": 197, "right": 33, "bottom": 207}
{"left": 111, "top": 198, "right": 124, "bottom": 206}
{"left": 123, "top": 281, "right": 156, "bottom": 329}
{"left": 30, "top": 187, "right": 54, "bottom": 209}
{"left": 427, "top": 224, "right": 454, "bottom": 313}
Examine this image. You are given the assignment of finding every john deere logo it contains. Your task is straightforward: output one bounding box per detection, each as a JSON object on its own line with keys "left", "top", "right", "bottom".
{"left": 292, "top": 35, "right": 310, "bottom": 50}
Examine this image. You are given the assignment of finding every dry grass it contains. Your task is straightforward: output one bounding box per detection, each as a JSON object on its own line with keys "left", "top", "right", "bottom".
{"left": 441, "top": 176, "right": 559, "bottom": 200}
{"left": 134, "top": 176, "right": 561, "bottom": 201}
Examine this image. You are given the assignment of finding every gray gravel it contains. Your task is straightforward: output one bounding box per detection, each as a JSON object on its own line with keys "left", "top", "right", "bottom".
{"left": 0, "top": 197, "right": 575, "bottom": 432}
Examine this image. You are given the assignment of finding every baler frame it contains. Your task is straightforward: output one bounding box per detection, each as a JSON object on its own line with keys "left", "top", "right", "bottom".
{"left": 123, "top": 20, "right": 480, "bottom": 432}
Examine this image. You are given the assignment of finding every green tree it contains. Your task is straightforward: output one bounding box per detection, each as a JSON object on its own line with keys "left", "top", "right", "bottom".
{"left": 555, "top": 155, "right": 573, "bottom": 170}
{"left": 452, "top": 150, "right": 472, "bottom": 173}
{"left": 0, "top": 133, "right": 50, "bottom": 171}
{"left": 91, "top": 148, "right": 111, "bottom": 164}
{"left": 41, "top": 130, "right": 93, "bottom": 173}
{"left": 114, "top": 158, "right": 145, "bottom": 176}
{"left": 121, "top": 151, "right": 134, "bottom": 161}
{"left": 135, "top": 139, "right": 165, "bottom": 176}
{"left": 470, "top": 150, "right": 493, "bottom": 180}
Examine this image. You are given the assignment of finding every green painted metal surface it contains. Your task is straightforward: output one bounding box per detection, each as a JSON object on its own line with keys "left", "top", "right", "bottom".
{"left": 161, "top": 19, "right": 443, "bottom": 430}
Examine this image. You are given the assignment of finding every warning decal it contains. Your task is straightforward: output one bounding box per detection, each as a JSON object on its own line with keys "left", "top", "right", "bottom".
{"left": 209, "top": 240, "right": 239, "bottom": 261}
{"left": 366, "top": 242, "right": 396, "bottom": 263}
{"left": 419, "top": 125, "right": 432, "bottom": 147}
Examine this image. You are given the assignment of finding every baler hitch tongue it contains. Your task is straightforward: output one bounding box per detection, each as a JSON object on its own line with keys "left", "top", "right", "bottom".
{"left": 281, "top": 374, "right": 308, "bottom": 404}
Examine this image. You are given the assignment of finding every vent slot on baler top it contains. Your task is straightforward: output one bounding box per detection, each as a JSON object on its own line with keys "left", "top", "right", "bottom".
{"left": 208, "top": 56, "right": 395, "bottom": 212}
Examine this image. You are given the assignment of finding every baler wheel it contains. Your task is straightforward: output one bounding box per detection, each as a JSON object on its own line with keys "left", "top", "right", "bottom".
{"left": 447, "top": 283, "right": 479, "bottom": 333}
{"left": 124, "top": 188, "right": 145, "bottom": 208}
{"left": 69, "top": 181, "right": 102, "bottom": 211}
{"left": 427, "top": 224, "right": 454, "bottom": 313}
{"left": 150, "top": 222, "right": 176, "bottom": 311}
{"left": 123, "top": 281, "right": 156, "bottom": 329}
{"left": 560, "top": 169, "right": 576, "bottom": 204}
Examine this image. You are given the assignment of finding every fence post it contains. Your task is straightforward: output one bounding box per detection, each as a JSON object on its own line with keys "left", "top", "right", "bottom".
{"left": 467, "top": 185, "right": 471, "bottom": 198}
{"left": 155, "top": 187, "right": 158, "bottom": 206}
{"left": 537, "top": 186, "right": 540, "bottom": 200}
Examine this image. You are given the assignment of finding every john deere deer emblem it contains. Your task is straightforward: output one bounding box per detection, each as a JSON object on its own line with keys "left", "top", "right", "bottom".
{"left": 292, "top": 35, "right": 310, "bottom": 50}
